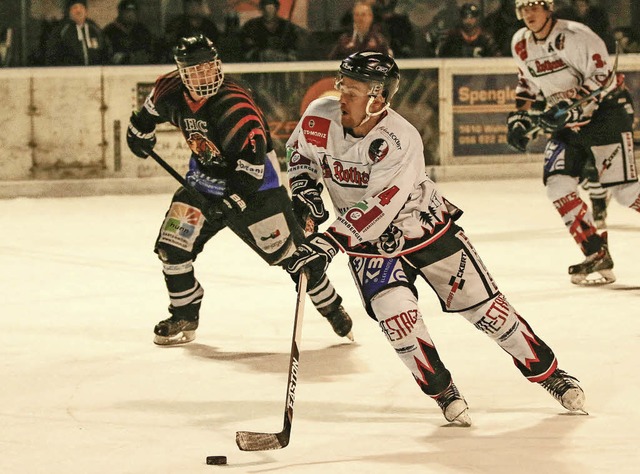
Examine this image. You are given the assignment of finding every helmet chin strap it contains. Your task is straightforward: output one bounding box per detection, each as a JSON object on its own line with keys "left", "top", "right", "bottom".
{"left": 532, "top": 14, "right": 553, "bottom": 38}
{"left": 356, "top": 96, "right": 389, "bottom": 128}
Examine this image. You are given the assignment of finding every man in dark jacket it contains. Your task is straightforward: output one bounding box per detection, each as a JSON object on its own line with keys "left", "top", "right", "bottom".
{"left": 45, "top": 0, "right": 110, "bottom": 66}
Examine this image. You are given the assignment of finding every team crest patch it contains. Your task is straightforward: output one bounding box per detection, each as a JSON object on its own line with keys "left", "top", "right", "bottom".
{"left": 368, "top": 138, "right": 390, "bottom": 163}
{"left": 555, "top": 33, "right": 565, "bottom": 51}
{"left": 186, "top": 131, "right": 222, "bottom": 165}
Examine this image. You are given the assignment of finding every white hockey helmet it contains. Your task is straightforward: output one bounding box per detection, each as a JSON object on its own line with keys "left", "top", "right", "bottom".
{"left": 515, "top": 0, "right": 554, "bottom": 20}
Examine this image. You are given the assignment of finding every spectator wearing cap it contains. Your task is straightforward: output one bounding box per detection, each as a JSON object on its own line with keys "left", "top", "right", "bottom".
{"left": 44, "top": 0, "right": 111, "bottom": 66}
{"left": 162, "top": 0, "right": 219, "bottom": 62}
{"left": 104, "top": 0, "right": 156, "bottom": 64}
{"left": 328, "top": 0, "right": 392, "bottom": 59}
{"left": 240, "top": 0, "right": 300, "bottom": 62}
{"left": 437, "top": 3, "right": 498, "bottom": 58}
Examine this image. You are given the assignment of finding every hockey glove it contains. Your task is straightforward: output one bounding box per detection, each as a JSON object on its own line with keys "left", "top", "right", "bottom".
{"left": 127, "top": 112, "right": 156, "bottom": 158}
{"left": 186, "top": 160, "right": 247, "bottom": 218}
{"left": 290, "top": 175, "right": 329, "bottom": 227}
{"left": 506, "top": 111, "right": 536, "bottom": 152}
{"left": 285, "top": 233, "right": 338, "bottom": 277}
{"left": 537, "top": 100, "right": 584, "bottom": 133}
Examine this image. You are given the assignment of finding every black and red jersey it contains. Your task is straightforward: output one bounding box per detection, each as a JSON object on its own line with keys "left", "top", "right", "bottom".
{"left": 136, "top": 70, "right": 274, "bottom": 197}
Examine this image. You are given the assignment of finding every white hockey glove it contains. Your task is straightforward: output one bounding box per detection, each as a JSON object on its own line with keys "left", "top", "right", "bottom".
{"left": 127, "top": 112, "right": 156, "bottom": 158}
{"left": 285, "top": 233, "right": 338, "bottom": 276}
{"left": 290, "top": 175, "right": 329, "bottom": 227}
{"left": 506, "top": 111, "right": 536, "bottom": 152}
{"left": 537, "top": 99, "right": 586, "bottom": 132}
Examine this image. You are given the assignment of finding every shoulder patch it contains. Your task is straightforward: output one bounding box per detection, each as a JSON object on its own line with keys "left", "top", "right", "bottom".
{"left": 302, "top": 116, "right": 331, "bottom": 148}
{"left": 368, "top": 139, "right": 390, "bottom": 163}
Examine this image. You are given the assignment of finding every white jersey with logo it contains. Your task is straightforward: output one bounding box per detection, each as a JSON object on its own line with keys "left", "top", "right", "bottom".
{"left": 286, "top": 96, "right": 461, "bottom": 257}
{"left": 511, "top": 19, "right": 615, "bottom": 108}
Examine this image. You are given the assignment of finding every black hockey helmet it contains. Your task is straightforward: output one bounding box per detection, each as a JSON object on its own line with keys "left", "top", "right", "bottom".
{"left": 173, "top": 34, "right": 224, "bottom": 98}
{"left": 338, "top": 51, "right": 400, "bottom": 103}
{"left": 460, "top": 3, "right": 481, "bottom": 18}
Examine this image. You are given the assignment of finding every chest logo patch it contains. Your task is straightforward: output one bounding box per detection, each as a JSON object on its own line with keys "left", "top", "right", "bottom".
{"left": 368, "top": 138, "right": 390, "bottom": 163}
{"left": 302, "top": 115, "right": 331, "bottom": 148}
{"left": 185, "top": 131, "right": 222, "bottom": 165}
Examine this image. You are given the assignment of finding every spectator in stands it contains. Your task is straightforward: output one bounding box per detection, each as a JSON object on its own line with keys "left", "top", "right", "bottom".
{"left": 339, "top": 0, "right": 382, "bottom": 34}
{"left": 104, "top": 0, "right": 155, "bottom": 65}
{"left": 556, "top": 0, "right": 615, "bottom": 52}
{"left": 328, "top": 0, "right": 392, "bottom": 59}
{"left": 240, "top": 0, "right": 299, "bottom": 62}
{"left": 438, "top": 3, "right": 498, "bottom": 58}
{"left": 163, "top": 0, "right": 219, "bottom": 62}
{"left": 613, "top": 26, "right": 640, "bottom": 54}
{"left": 44, "top": 0, "right": 110, "bottom": 66}
{"left": 482, "top": 0, "right": 522, "bottom": 57}
{"left": 421, "top": 1, "right": 459, "bottom": 57}
{"left": 376, "top": 0, "right": 415, "bottom": 58}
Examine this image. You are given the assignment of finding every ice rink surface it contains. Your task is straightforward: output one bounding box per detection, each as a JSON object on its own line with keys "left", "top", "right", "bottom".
{"left": 1, "top": 178, "right": 639, "bottom": 473}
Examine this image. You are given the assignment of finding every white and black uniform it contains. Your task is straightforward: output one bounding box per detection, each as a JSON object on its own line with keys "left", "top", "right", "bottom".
{"left": 512, "top": 19, "right": 640, "bottom": 256}
{"left": 287, "top": 96, "right": 559, "bottom": 396}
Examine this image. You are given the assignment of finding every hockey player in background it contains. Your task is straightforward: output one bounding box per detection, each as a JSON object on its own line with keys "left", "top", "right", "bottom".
{"left": 285, "top": 51, "right": 585, "bottom": 426}
{"left": 506, "top": 0, "right": 639, "bottom": 285}
{"left": 126, "top": 35, "right": 352, "bottom": 345}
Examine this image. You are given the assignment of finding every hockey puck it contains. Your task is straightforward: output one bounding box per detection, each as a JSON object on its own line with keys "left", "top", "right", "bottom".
{"left": 206, "top": 455, "right": 227, "bottom": 465}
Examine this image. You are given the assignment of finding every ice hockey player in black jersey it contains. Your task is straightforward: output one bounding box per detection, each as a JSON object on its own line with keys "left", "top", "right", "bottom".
{"left": 126, "top": 35, "right": 352, "bottom": 345}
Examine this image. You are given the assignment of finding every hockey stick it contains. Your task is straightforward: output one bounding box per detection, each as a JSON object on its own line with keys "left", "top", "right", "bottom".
{"left": 525, "top": 41, "right": 620, "bottom": 139}
{"left": 235, "top": 218, "right": 314, "bottom": 451}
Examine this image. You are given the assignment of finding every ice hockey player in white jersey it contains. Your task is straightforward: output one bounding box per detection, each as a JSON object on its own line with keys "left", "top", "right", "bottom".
{"left": 506, "top": 0, "right": 639, "bottom": 285}
{"left": 285, "top": 50, "right": 586, "bottom": 426}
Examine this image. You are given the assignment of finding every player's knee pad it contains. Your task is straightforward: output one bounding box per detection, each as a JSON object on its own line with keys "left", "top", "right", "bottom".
{"left": 460, "top": 293, "right": 519, "bottom": 342}
{"left": 370, "top": 286, "right": 430, "bottom": 348}
{"left": 156, "top": 243, "right": 194, "bottom": 265}
{"left": 610, "top": 181, "right": 640, "bottom": 209}
{"left": 545, "top": 174, "right": 579, "bottom": 202}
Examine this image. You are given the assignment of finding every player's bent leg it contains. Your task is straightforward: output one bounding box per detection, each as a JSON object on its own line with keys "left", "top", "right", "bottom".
{"left": 460, "top": 293, "right": 585, "bottom": 412}
{"left": 610, "top": 181, "right": 640, "bottom": 211}
{"left": 370, "top": 285, "right": 471, "bottom": 426}
{"left": 546, "top": 174, "right": 614, "bottom": 285}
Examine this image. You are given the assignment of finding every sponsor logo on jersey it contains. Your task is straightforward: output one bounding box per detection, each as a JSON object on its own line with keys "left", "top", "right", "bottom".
{"left": 185, "top": 131, "right": 222, "bottom": 165}
{"left": 514, "top": 38, "right": 527, "bottom": 61}
{"left": 368, "top": 138, "right": 390, "bottom": 163}
{"left": 236, "top": 159, "right": 264, "bottom": 179}
{"left": 527, "top": 57, "right": 568, "bottom": 77}
{"left": 378, "top": 126, "right": 402, "bottom": 149}
{"left": 332, "top": 161, "right": 370, "bottom": 186}
{"left": 158, "top": 203, "right": 205, "bottom": 252}
{"left": 302, "top": 115, "right": 330, "bottom": 148}
{"left": 289, "top": 151, "right": 313, "bottom": 167}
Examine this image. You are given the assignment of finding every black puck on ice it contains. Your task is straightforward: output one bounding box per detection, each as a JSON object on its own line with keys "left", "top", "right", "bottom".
{"left": 206, "top": 455, "right": 227, "bottom": 465}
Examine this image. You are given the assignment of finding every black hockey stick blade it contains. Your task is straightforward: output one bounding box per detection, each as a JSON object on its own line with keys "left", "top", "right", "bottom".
{"left": 235, "top": 258, "right": 309, "bottom": 451}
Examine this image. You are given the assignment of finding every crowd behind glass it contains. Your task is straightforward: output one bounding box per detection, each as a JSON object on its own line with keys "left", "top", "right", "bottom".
{"left": 0, "top": 0, "right": 638, "bottom": 68}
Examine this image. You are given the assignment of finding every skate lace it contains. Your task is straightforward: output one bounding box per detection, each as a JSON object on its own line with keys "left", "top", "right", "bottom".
{"left": 539, "top": 369, "right": 580, "bottom": 401}
{"left": 434, "top": 382, "right": 462, "bottom": 411}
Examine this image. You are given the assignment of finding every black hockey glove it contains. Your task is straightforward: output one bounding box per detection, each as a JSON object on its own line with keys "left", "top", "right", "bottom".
{"left": 506, "top": 111, "right": 535, "bottom": 152}
{"left": 285, "top": 233, "right": 338, "bottom": 277}
{"left": 127, "top": 112, "right": 156, "bottom": 158}
{"left": 537, "top": 100, "right": 584, "bottom": 133}
{"left": 290, "top": 175, "right": 329, "bottom": 227}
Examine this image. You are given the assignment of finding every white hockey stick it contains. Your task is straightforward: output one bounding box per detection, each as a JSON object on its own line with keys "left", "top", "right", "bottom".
{"left": 525, "top": 41, "right": 620, "bottom": 139}
{"left": 235, "top": 218, "right": 314, "bottom": 451}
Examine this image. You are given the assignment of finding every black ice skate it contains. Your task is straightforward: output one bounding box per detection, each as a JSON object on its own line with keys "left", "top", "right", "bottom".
{"left": 432, "top": 382, "right": 472, "bottom": 426}
{"left": 319, "top": 303, "right": 354, "bottom": 341}
{"left": 568, "top": 237, "right": 615, "bottom": 285}
{"left": 538, "top": 368, "right": 586, "bottom": 413}
{"left": 153, "top": 315, "right": 198, "bottom": 345}
{"left": 591, "top": 196, "right": 608, "bottom": 229}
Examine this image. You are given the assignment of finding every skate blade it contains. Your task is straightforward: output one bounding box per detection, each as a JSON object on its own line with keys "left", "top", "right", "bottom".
{"left": 570, "top": 269, "right": 616, "bottom": 286}
{"left": 345, "top": 331, "right": 354, "bottom": 342}
{"left": 154, "top": 330, "right": 196, "bottom": 346}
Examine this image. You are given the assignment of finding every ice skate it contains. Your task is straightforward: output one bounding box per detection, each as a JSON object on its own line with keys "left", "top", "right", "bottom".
{"left": 432, "top": 382, "right": 472, "bottom": 426}
{"left": 568, "top": 236, "right": 615, "bottom": 286}
{"left": 153, "top": 315, "right": 198, "bottom": 345}
{"left": 319, "top": 303, "right": 354, "bottom": 341}
{"left": 539, "top": 368, "right": 586, "bottom": 413}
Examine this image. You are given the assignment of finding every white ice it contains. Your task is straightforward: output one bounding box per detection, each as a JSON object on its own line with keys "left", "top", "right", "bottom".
{"left": 1, "top": 178, "right": 639, "bottom": 473}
